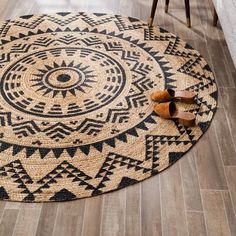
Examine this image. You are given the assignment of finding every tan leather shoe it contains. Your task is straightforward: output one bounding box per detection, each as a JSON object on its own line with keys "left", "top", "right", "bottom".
{"left": 154, "top": 101, "right": 196, "bottom": 127}
{"left": 151, "top": 89, "right": 196, "bottom": 103}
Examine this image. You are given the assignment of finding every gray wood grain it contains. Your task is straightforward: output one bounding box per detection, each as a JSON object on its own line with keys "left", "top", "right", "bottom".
{"left": 52, "top": 200, "right": 85, "bottom": 236}
{"left": 225, "top": 166, "right": 236, "bottom": 213}
{"left": 100, "top": 190, "right": 126, "bottom": 236}
{"left": 125, "top": 184, "right": 141, "bottom": 236}
{"left": 12, "top": 207, "right": 41, "bottom": 236}
{"left": 82, "top": 196, "right": 103, "bottom": 236}
{"left": 35, "top": 203, "right": 58, "bottom": 236}
{"left": 221, "top": 88, "right": 236, "bottom": 143}
{"left": 201, "top": 190, "right": 231, "bottom": 236}
{"left": 0, "top": 209, "right": 19, "bottom": 236}
{"left": 194, "top": 126, "right": 228, "bottom": 190}
{"left": 141, "top": 176, "right": 162, "bottom": 236}
{"left": 186, "top": 211, "right": 207, "bottom": 236}
{"left": 222, "top": 191, "right": 236, "bottom": 236}
{"left": 180, "top": 153, "right": 203, "bottom": 211}
{"left": 160, "top": 163, "right": 188, "bottom": 236}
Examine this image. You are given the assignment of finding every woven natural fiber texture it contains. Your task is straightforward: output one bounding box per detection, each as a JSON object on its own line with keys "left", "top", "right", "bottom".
{"left": 0, "top": 12, "right": 217, "bottom": 202}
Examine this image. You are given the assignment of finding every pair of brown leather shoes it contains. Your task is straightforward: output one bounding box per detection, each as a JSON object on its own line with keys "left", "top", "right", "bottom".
{"left": 151, "top": 89, "right": 196, "bottom": 127}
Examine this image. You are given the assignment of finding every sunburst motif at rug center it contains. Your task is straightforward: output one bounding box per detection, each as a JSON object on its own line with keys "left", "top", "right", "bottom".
{"left": 0, "top": 12, "right": 217, "bottom": 202}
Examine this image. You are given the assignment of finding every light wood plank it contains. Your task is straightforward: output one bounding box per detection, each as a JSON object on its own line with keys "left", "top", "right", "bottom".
{"left": 180, "top": 153, "right": 203, "bottom": 211}
{"left": 82, "top": 196, "right": 103, "bottom": 236}
{"left": 0, "top": 209, "right": 19, "bottom": 236}
{"left": 194, "top": 126, "right": 228, "bottom": 190}
{"left": 160, "top": 163, "right": 188, "bottom": 236}
{"left": 141, "top": 176, "right": 161, "bottom": 236}
{"left": 0, "top": 201, "right": 6, "bottom": 220}
{"left": 207, "top": 39, "right": 235, "bottom": 88}
{"left": 0, "top": 0, "right": 20, "bottom": 19}
{"left": 4, "top": 202, "right": 21, "bottom": 210}
{"left": 186, "top": 211, "right": 207, "bottom": 236}
{"left": 225, "top": 166, "right": 236, "bottom": 214}
{"left": 12, "top": 207, "right": 41, "bottom": 236}
{"left": 52, "top": 200, "right": 85, "bottom": 236}
{"left": 214, "top": 107, "right": 236, "bottom": 166}
{"left": 221, "top": 43, "right": 236, "bottom": 88}
{"left": 201, "top": 190, "right": 231, "bottom": 236}
{"left": 221, "top": 88, "right": 236, "bottom": 144}
{"left": 20, "top": 203, "right": 42, "bottom": 209}
{"left": 100, "top": 189, "right": 126, "bottom": 236}
{"left": 222, "top": 191, "right": 236, "bottom": 236}
{"left": 35, "top": 203, "right": 58, "bottom": 236}
{"left": 125, "top": 184, "right": 141, "bottom": 236}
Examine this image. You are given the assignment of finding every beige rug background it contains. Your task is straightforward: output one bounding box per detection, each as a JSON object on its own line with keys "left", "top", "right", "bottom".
{"left": 0, "top": 12, "right": 217, "bottom": 202}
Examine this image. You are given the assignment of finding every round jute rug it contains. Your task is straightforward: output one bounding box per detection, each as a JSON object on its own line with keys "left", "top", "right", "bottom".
{"left": 0, "top": 12, "right": 217, "bottom": 202}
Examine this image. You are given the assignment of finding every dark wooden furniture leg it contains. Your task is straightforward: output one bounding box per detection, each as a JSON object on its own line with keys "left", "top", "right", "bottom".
{"left": 149, "top": 0, "right": 158, "bottom": 26}
{"left": 184, "top": 0, "right": 191, "bottom": 27}
{"left": 213, "top": 8, "right": 218, "bottom": 26}
{"left": 165, "top": 0, "right": 170, "bottom": 13}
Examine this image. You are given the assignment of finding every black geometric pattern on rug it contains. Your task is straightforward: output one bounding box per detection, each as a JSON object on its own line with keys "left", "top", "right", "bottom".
{"left": 0, "top": 12, "right": 217, "bottom": 202}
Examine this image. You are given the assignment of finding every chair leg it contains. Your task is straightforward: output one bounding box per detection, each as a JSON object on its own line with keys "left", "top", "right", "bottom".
{"left": 184, "top": 0, "right": 191, "bottom": 27}
{"left": 165, "top": 0, "right": 170, "bottom": 13}
{"left": 149, "top": 0, "right": 158, "bottom": 27}
{"left": 213, "top": 8, "right": 218, "bottom": 26}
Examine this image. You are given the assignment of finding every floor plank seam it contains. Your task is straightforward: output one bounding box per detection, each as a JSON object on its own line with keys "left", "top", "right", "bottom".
{"left": 224, "top": 170, "right": 236, "bottom": 217}
{"left": 11, "top": 208, "right": 21, "bottom": 236}
{"left": 51, "top": 204, "right": 59, "bottom": 236}
{"left": 220, "top": 191, "right": 233, "bottom": 236}
{"left": 33, "top": 206, "right": 43, "bottom": 236}
{"left": 138, "top": 184, "right": 141, "bottom": 236}
{"left": 124, "top": 189, "right": 127, "bottom": 236}
{"left": 159, "top": 176, "right": 164, "bottom": 236}
{"left": 193, "top": 153, "right": 209, "bottom": 236}
{"left": 186, "top": 209, "right": 204, "bottom": 213}
{"left": 179, "top": 162, "right": 190, "bottom": 236}
{"left": 199, "top": 191, "right": 210, "bottom": 236}
{"left": 213, "top": 124, "right": 230, "bottom": 188}
{"left": 0, "top": 203, "right": 6, "bottom": 223}
{"left": 220, "top": 92, "right": 236, "bottom": 152}
{"left": 158, "top": 177, "right": 163, "bottom": 236}
{"left": 80, "top": 199, "right": 87, "bottom": 236}
{"left": 211, "top": 126, "right": 236, "bottom": 216}
{"left": 200, "top": 189, "right": 229, "bottom": 192}
{"left": 99, "top": 196, "right": 105, "bottom": 236}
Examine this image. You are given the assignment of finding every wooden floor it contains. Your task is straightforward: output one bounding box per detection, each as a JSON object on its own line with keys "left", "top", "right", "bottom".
{"left": 0, "top": 0, "right": 236, "bottom": 235}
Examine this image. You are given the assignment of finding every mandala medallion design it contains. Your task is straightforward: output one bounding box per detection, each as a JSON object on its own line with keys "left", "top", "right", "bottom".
{"left": 1, "top": 46, "right": 130, "bottom": 118}
{"left": 0, "top": 12, "right": 217, "bottom": 202}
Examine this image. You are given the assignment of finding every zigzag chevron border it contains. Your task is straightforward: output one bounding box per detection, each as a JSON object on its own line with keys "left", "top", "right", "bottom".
{"left": 0, "top": 12, "right": 217, "bottom": 202}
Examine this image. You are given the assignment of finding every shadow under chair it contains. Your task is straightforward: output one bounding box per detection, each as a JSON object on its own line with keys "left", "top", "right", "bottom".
{"left": 148, "top": 0, "right": 218, "bottom": 28}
